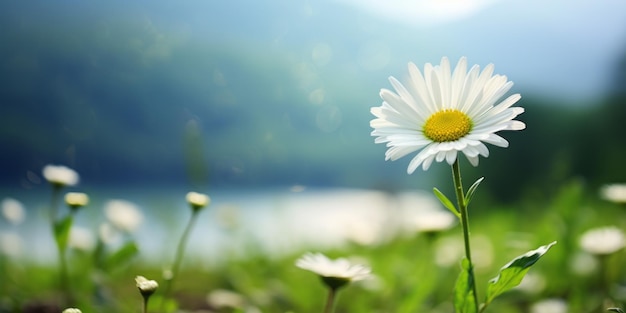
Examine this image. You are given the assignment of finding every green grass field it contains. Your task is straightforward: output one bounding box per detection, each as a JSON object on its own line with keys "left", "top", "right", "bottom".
{"left": 1, "top": 179, "right": 625, "bottom": 313}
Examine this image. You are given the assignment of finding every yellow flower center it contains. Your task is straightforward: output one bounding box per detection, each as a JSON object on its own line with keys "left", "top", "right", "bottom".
{"left": 423, "top": 109, "right": 472, "bottom": 142}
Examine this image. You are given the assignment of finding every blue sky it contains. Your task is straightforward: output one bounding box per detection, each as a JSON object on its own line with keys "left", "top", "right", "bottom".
{"left": 131, "top": 0, "right": 626, "bottom": 103}
{"left": 325, "top": 0, "right": 626, "bottom": 101}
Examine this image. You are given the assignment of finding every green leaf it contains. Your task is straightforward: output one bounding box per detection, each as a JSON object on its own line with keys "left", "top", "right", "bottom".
{"left": 433, "top": 187, "right": 460, "bottom": 218}
{"left": 104, "top": 241, "right": 139, "bottom": 270}
{"left": 454, "top": 258, "right": 477, "bottom": 313}
{"left": 608, "top": 308, "right": 625, "bottom": 313}
{"left": 54, "top": 215, "right": 73, "bottom": 252}
{"left": 464, "top": 177, "right": 485, "bottom": 207}
{"left": 485, "top": 241, "right": 557, "bottom": 305}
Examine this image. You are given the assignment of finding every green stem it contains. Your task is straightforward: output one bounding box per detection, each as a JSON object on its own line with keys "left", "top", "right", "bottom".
{"left": 451, "top": 160, "right": 479, "bottom": 312}
{"left": 143, "top": 296, "right": 150, "bottom": 313}
{"left": 323, "top": 287, "right": 337, "bottom": 313}
{"left": 160, "top": 210, "right": 200, "bottom": 311}
{"left": 49, "top": 184, "right": 62, "bottom": 226}
{"left": 49, "top": 185, "right": 72, "bottom": 305}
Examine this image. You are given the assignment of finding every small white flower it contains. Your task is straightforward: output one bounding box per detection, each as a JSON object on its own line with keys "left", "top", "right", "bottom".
{"left": 600, "top": 184, "right": 626, "bottom": 204}
{"left": 434, "top": 235, "right": 465, "bottom": 267}
{"left": 98, "top": 222, "right": 121, "bottom": 245}
{"left": 515, "top": 273, "right": 546, "bottom": 295}
{"left": 530, "top": 298, "right": 567, "bottom": 313}
{"left": 62, "top": 308, "right": 82, "bottom": 313}
{"left": 135, "top": 275, "right": 159, "bottom": 295}
{"left": 0, "top": 232, "right": 22, "bottom": 257}
{"left": 104, "top": 199, "right": 143, "bottom": 233}
{"left": 569, "top": 251, "right": 598, "bottom": 276}
{"left": 69, "top": 226, "right": 96, "bottom": 251}
{"left": 296, "top": 253, "right": 371, "bottom": 289}
{"left": 410, "top": 209, "right": 456, "bottom": 233}
{"left": 65, "top": 192, "right": 90, "bottom": 209}
{"left": 186, "top": 191, "right": 210, "bottom": 211}
{"left": 1, "top": 198, "right": 26, "bottom": 225}
{"left": 42, "top": 164, "right": 79, "bottom": 186}
{"left": 207, "top": 289, "right": 245, "bottom": 309}
{"left": 579, "top": 226, "right": 625, "bottom": 255}
{"left": 370, "top": 57, "right": 525, "bottom": 173}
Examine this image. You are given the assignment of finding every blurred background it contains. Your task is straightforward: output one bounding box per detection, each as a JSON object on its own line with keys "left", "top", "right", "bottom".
{"left": 2, "top": 0, "right": 626, "bottom": 195}
{"left": 1, "top": 0, "right": 626, "bottom": 257}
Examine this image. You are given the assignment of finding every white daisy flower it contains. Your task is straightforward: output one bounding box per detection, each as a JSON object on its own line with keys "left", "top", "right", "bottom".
{"left": 579, "top": 226, "right": 625, "bottom": 255}
{"left": 42, "top": 164, "right": 79, "bottom": 186}
{"left": 370, "top": 57, "right": 525, "bottom": 173}
{"left": 0, "top": 232, "right": 23, "bottom": 257}
{"left": 600, "top": 183, "right": 626, "bottom": 204}
{"left": 69, "top": 226, "right": 96, "bottom": 251}
{"left": 407, "top": 208, "right": 456, "bottom": 234}
{"left": 104, "top": 199, "right": 144, "bottom": 233}
{"left": 296, "top": 252, "right": 371, "bottom": 289}
{"left": 1, "top": 198, "right": 26, "bottom": 225}
{"left": 530, "top": 298, "right": 567, "bottom": 313}
{"left": 206, "top": 289, "right": 246, "bottom": 309}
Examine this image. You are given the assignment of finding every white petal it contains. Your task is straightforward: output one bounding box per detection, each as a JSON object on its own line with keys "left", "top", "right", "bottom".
{"left": 482, "top": 134, "right": 509, "bottom": 147}
{"left": 380, "top": 89, "right": 425, "bottom": 123}
{"left": 436, "top": 151, "right": 447, "bottom": 162}
{"left": 424, "top": 63, "right": 442, "bottom": 110}
{"left": 439, "top": 57, "right": 452, "bottom": 109}
{"left": 422, "top": 155, "right": 436, "bottom": 171}
{"left": 475, "top": 142, "right": 490, "bottom": 157}
{"left": 464, "top": 153, "right": 480, "bottom": 167}
{"left": 408, "top": 62, "right": 437, "bottom": 114}
{"left": 450, "top": 57, "right": 468, "bottom": 108}
{"left": 445, "top": 150, "right": 457, "bottom": 165}
{"left": 509, "top": 120, "right": 526, "bottom": 130}
{"left": 386, "top": 145, "right": 423, "bottom": 161}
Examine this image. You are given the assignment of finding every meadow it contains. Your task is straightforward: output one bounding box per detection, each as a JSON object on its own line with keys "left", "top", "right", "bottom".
{"left": 1, "top": 171, "right": 625, "bottom": 313}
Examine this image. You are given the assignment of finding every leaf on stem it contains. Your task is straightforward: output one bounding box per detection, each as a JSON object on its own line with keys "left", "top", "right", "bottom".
{"left": 464, "top": 177, "right": 485, "bottom": 207}
{"left": 104, "top": 241, "right": 139, "bottom": 270}
{"left": 54, "top": 215, "right": 73, "bottom": 252}
{"left": 433, "top": 188, "right": 460, "bottom": 218}
{"left": 485, "top": 241, "right": 557, "bottom": 306}
{"left": 454, "top": 258, "right": 477, "bottom": 313}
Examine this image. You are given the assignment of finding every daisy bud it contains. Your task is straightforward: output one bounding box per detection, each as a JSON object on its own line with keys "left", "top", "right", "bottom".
{"left": 65, "top": 192, "right": 89, "bottom": 212}
{"left": 136, "top": 275, "right": 159, "bottom": 297}
{"left": 186, "top": 191, "right": 210, "bottom": 212}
